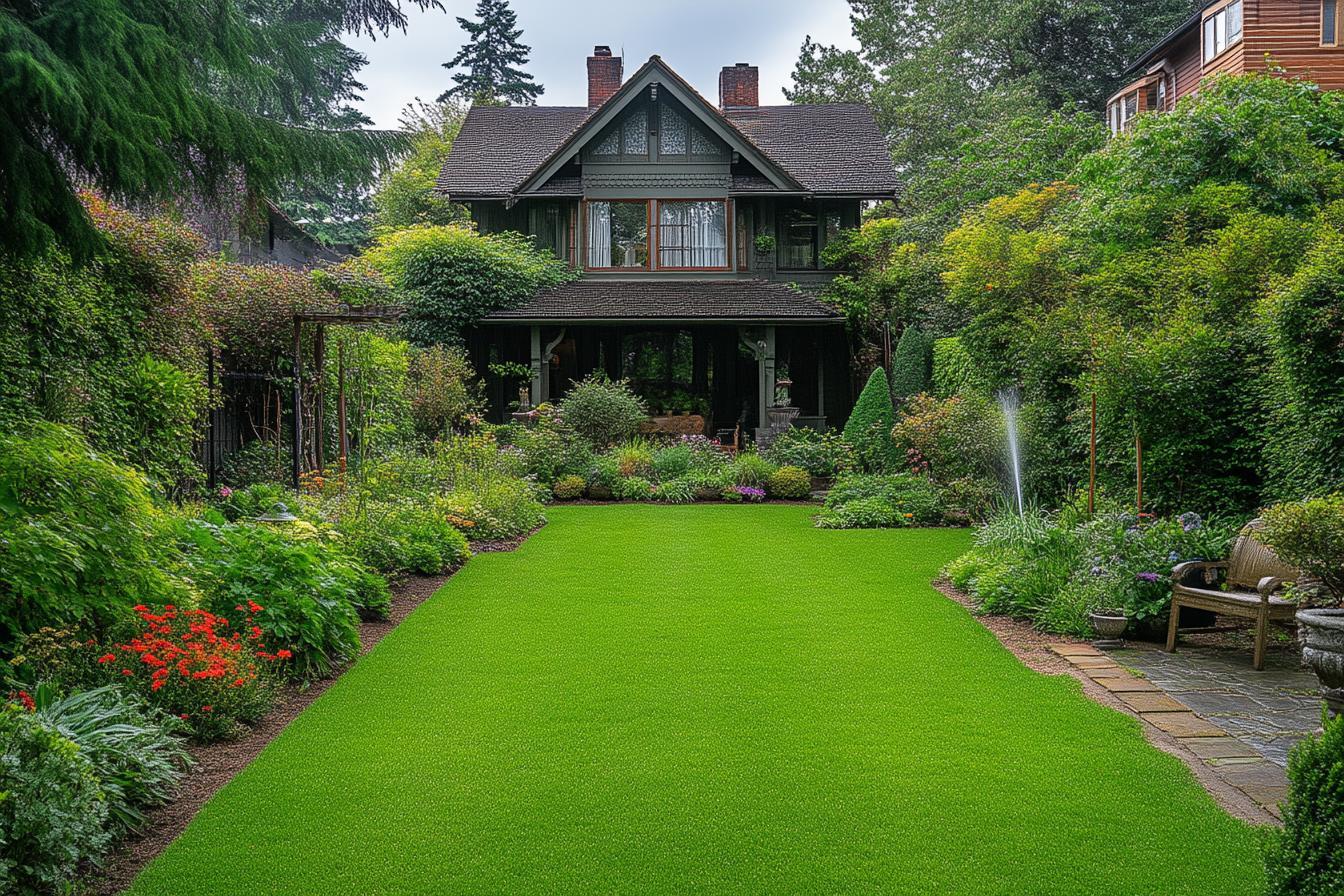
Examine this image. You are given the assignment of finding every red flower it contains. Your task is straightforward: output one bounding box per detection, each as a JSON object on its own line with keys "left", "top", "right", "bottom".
{"left": 97, "top": 653, "right": 116, "bottom": 664}
{"left": 15, "top": 690, "right": 35, "bottom": 712}
{"left": 276, "top": 649, "right": 293, "bottom": 660}
{"left": 247, "top": 600, "right": 263, "bottom": 613}
{"left": 201, "top": 705, "right": 213, "bottom": 713}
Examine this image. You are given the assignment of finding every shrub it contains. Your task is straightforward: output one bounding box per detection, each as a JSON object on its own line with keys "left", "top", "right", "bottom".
{"left": 362, "top": 225, "right": 576, "bottom": 347}
{"left": 30, "top": 683, "right": 190, "bottom": 833}
{"left": 767, "top": 466, "right": 813, "bottom": 499}
{"left": 0, "top": 705, "right": 111, "bottom": 893}
{"left": 613, "top": 476, "right": 654, "bottom": 501}
{"left": 613, "top": 440, "right": 654, "bottom": 478}
{"left": 817, "top": 495, "right": 905, "bottom": 529}
{"left": 176, "top": 520, "right": 363, "bottom": 681}
{"left": 406, "top": 344, "right": 482, "bottom": 439}
{"left": 931, "top": 336, "right": 988, "bottom": 398}
{"left": 559, "top": 375, "right": 648, "bottom": 448}
{"left": 723, "top": 485, "right": 765, "bottom": 503}
{"left": 821, "top": 473, "right": 943, "bottom": 526}
{"left": 1260, "top": 494, "right": 1344, "bottom": 601}
{"left": 889, "top": 326, "right": 933, "bottom": 399}
{"left": 93, "top": 604, "right": 281, "bottom": 741}
{"left": 0, "top": 424, "right": 186, "bottom": 649}
{"left": 762, "top": 427, "right": 852, "bottom": 479}
{"left": 652, "top": 443, "right": 694, "bottom": 481}
{"left": 1264, "top": 712, "right": 1344, "bottom": 896}
{"left": 552, "top": 475, "right": 587, "bottom": 501}
{"left": 843, "top": 368, "right": 900, "bottom": 472}
{"left": 218, "top": 439, "right": 289, "bottom": 487}
{"left": 730, "top": 452, "right": 777, "bottom": 487}
{"left": 652, "top": 477, "right": 696, "bottom": 504}
{"left": 331, "top": 500, "right": 470, "bottom": 579}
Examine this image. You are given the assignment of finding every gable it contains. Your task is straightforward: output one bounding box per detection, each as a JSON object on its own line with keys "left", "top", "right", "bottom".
{"left": 581, "top": 92, "right": 730, "bottom": 165}
{"left": 516, "top": 56, "right": 800, "bottom": 196}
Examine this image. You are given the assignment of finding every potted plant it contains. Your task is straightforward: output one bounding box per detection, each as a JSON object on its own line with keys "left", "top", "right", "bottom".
{"left": 773, "top": 365, "right": 793, "bottom": 408}
{"left": 1089, "top": 608, "right": 1128, "bottom": 649}
{"left": 754, "top": 233, "right": 776, "bottom": 257}
{"left": 1261, "top": 495, "right": 1344, "bottom": 715}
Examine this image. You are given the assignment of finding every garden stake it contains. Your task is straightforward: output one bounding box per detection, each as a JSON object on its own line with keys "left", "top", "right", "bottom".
{"left": 1089, "top": 393, "right": 1096, "bottom": 516}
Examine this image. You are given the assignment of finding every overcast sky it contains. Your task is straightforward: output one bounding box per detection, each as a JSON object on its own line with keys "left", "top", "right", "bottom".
{"left": 347, "top": 0, "right": 859, "bottom": 127}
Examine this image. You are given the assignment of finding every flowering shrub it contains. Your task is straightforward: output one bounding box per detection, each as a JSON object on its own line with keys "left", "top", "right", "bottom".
{"left": 552, "top": 475, "right": 587, "bottom": 501}
{"left": 817, "top": 473, "right": 943, "bottom": 528}
{"left": 95, "top": 604, "right": 279, "bottom": 741}
{"left": 762, "top": 428, "right": 852, "bottom": 479}
{"left": 725, "top": 485, "right": 766, "bottom": 503}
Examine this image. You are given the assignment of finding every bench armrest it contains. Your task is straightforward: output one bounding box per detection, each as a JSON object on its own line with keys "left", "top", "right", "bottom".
{"left": 1172, "top": 560, "right": 1226, "bottom": 585}
{"left": 1257, "top": 576, "right": 1286, "bottom": 598}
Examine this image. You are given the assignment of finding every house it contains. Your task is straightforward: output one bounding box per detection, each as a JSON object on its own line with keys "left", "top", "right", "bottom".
{"left": 1107, "top": 0, "right": 1344, "bottom": 134}
{"left": 436, "top": 47, "right": 899, "bottom": 436}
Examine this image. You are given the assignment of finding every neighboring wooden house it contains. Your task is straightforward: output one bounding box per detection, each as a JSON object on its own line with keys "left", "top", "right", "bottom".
{"left": 1108, "top": 0, "right": 1344, "bottom": 133}
{"left": 436, "top": 48, "right": 899, "bottom": 435}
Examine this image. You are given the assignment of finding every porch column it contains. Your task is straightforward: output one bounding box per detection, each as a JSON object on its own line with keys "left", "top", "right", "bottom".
{"left": 529, "top": 326, "right": 543, "bottom": 407}
{"left": 758, "top": 326, "right": 776, "bottom": 435}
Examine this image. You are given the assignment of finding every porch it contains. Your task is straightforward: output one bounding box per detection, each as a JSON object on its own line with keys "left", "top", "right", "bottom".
{"left": 470, "top": 279, "right": 851, "bottom": 437}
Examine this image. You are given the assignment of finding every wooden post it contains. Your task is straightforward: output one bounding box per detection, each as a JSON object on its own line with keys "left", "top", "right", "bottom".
{"left": 1135, "top": 431, "right": 1144, "bottom": 515}
{"left": 1088, "top": 393, "right": 1097, "bottom": 515}
{"left": 205, "top": 347, "right": 216, "bottom": 491}
{"left": 314, "top": 325, "right": 325, "bottom": 474}
{"left": 529, "top": 326, "right": 543, "bottom": 408}
{"left": 337, "top": 341, "right": 347, "bottom": 476}
{"left": 291, "top": 317, "right": 302, "bottom": 490}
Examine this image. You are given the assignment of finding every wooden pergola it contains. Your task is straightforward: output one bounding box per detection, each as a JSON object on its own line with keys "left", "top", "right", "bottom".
{"left": 290, "top": 307, "right": 403, "bottom": 489}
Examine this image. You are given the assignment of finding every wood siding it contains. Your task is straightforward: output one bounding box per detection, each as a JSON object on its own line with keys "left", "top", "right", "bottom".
{"left": 1244, "top": 0, "right": 1344, "bottom": 88}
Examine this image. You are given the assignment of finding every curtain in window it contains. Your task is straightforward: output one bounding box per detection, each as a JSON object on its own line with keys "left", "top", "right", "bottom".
{"left": 586, "top": 202, "right": 612, "bottom": 268}
{"left": 658, "top": 201, "right": 726, "bottom": 268}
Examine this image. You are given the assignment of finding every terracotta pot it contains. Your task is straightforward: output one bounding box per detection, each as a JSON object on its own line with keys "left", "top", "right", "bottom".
{"left": 1089, "top": 611, "right": 1128, "bottom": 649}
{"left": 1297, "top": 608, "right": 1344, "bottom": 717}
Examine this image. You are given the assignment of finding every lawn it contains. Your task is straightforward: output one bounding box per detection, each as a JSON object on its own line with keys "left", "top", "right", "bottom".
{"left": 127, "top": 505, "right": 1264, "bottom": 895}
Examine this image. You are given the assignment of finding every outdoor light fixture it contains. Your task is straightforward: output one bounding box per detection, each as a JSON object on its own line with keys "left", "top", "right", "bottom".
{"left": 255, "top": 502, "right": 299, "bottom": 524}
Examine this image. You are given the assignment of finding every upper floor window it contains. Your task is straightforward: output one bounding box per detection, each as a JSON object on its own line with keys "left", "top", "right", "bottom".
{"left": 1325, "top": 0, "right": 1339, "bottom": 45}
{"left": 586, "top": 201, "right": 648, "bottom": 269}
{"left": 590, "top": 108, "right": 650, "bottom": 160}
{"left": 778, "top": 204, "right": 818, "bottom": 270}
{"left": 1203, "top": 0, "right": 1243, "bottom": 63}
{"left": 1155, "top": 75, "right": 1168, "bottom": 112}
{"left": 1108, "top": 91, "right": 1139, "bottom": 136}
{"left": 657, "top": 201, "right": 727, "bottom": 269}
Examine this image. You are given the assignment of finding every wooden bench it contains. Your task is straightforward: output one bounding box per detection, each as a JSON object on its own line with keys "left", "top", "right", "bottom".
{"left": 1166, "top": 519, "right": 1303, "bottom": 670}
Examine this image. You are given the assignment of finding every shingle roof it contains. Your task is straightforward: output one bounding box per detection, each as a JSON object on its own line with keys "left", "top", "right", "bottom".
{"left": 435, "top": 106, "right": 590, "bottom": 198}
{"left": 436, "top": 92, "right": 898, "bottom": 199}
{"left": 723, "top": 105, "right": 898, "bottom": 196}
{"left": 479, "top": 279, "right": 843, "bottom": 323}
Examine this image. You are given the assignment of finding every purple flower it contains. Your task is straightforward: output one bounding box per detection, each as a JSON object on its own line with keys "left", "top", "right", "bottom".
{"left": 218, "top": 486, "right": 233, "bottom": 498}
{"left": 734, "top": 485, "right": 765, "bottom": 501}
{"left": 1136, "top": 572, "right": 1162, "bottom": 584}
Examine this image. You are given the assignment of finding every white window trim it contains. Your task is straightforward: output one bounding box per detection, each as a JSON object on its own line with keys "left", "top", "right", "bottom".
{"left": 1203, "top": 0, "right": 1244, "bottom": 65}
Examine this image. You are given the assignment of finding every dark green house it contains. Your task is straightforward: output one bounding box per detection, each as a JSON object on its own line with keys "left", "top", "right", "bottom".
{"left": 436, "top": 48, "right": 899, "bottom": 437}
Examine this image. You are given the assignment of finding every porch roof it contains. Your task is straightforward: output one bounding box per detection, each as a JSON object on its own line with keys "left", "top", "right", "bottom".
{"left": 480, "top": 279, "right": 843, "bottom": 325}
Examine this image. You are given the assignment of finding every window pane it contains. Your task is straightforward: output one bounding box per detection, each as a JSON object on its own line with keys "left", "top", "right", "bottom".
{"left": 1204, "top": 18, "right": 1216, "bottom": 60}
{"left": 586, "top": 202, "right": 647, "bottom": 268}
{"left": 660, "top": 105, "right": 687, "bottom": 155}
{"left": 778, "top": 205, "right": 818, "bottom": 269}
{"left": 624, "top": 109, "right": 647, "bottom": 155}
{"left": 657, "top": 201, "right": 726, "bottom": 268}
{"left": 1228, "top": 0, "right": 1242, "bottom": 39}
{"left": 1327, "top": 0, "right": 1338, "bottom": 43}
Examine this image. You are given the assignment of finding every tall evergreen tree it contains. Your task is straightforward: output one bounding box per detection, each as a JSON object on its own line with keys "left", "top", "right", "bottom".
{"left": 0, "top": 0, "right": 435, "bottom": 259}
{"left": 438, "top": 0, "right": 543, "bottom": 105}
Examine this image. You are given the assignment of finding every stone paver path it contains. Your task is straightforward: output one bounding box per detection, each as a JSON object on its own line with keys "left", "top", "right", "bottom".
{"left": 1048, "top": 643, "right": 1314, "bottom": 819}
{"left": 1111, "top": 644, "right": 1323, "bottom": 767}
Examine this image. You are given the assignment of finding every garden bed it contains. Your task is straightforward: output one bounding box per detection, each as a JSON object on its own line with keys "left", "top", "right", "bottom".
{"left": 94, "top": 530, "right": 538, "bottom": 895}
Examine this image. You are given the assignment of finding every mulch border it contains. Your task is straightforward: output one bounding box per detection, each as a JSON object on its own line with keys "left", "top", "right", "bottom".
{"left": 96, "top": 530, "right": 539, "bottom": 895}
{"left": 933, "top": 579, "right": 1283, "bottom": 826}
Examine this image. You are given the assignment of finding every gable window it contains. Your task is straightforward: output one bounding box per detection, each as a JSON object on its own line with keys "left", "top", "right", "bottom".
{"left": 1154, "top": 75, "right": 1168, "bottom": 111}
{"left": 590, "top": 108, "right": 650, "bottom": 160}
{"left": 1203, "top": 0, "right": 1242, "bottom": 63}
{"left": 657, "top": 201, "right": 727, "bottom": 269}
{"left": 585, "top": 201, "right": 648, "bottom": 269}
{"left": 1325, "top": 0, "right": 1339, "bottom": 45}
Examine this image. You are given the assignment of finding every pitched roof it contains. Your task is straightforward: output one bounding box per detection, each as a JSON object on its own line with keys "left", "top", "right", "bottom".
{"left": 479, "top": 279, "right": 843, "bottom": 324}
{"left": 435, "top": 105, "right": 589, "bottom": 198}
{"left": 1123, "top": 4, "right": 1207, "bottom": 76}
{"left": 436, "top": 57, "right": 899, "bottom": 200}
{"left": 724, "top": 105, "right": 900, "bottom": 196}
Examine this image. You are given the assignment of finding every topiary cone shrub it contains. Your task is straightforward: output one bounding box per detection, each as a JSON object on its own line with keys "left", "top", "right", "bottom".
{"left": 1264, "top": 711, "right": 1344, "bottom": 896}
{"left": 843, "top": 368, "right": 900, "bottom": 473}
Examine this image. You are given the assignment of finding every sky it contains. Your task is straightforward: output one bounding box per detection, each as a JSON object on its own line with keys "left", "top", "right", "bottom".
{"left": 346, "top": 0, "right": 859, "bottom": 127}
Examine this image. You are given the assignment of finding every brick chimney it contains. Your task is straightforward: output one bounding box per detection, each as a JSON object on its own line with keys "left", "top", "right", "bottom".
{"left": 587, "top": 46, "right": 623, "bottom": 108}
{"left": 719, "top": 63, "right": 758, "bottom": 109}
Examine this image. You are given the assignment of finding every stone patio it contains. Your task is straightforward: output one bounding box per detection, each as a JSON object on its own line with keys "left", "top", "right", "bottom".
{"left": 1110, "top": 643, "right": 1324, "bottom": 768}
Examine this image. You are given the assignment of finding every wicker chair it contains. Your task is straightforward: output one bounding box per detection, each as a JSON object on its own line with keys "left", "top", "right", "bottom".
{"left": 1166, "top": 519, "right": 1304, "bottom": 670}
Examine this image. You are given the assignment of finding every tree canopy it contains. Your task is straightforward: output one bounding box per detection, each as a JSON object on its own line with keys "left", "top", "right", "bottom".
{"left": 438, "top": 0, "right": 543, "bottom": 105}
{"left": 0, "top": 0, "right": 436, "bottom": 259}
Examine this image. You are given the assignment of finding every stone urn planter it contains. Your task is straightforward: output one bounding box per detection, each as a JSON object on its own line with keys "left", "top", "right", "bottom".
{"left": 1297, "top": 608, "right": 1344, "bottom": 717}
{"left": 1090, "top": 609, "right": 1128, "bottom": 649}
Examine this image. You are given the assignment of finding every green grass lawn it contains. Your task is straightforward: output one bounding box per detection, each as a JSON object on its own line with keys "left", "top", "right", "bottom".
{"left": 127, "top": 505, "right": 1264, "bottom": 895}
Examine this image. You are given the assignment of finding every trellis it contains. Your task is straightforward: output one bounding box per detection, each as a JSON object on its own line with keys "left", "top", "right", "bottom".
{"left": 289, "top": 307, "right": 403, "bottom": 489}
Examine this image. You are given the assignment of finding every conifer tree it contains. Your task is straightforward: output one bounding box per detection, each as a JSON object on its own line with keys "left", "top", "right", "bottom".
{"left": 438, "top": 0, "right": 543, "bottom": 105}
{"left": 0, "top": 0, "right": 434, "bottom": 259}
